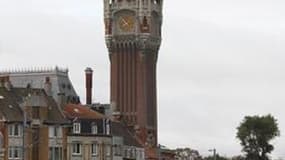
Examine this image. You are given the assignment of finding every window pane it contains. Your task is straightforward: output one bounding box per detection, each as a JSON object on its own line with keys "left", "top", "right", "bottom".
{"left": 55, "top": 148, "right": 59, "bottom": 159}
{"left": 92, "top": 125, "right": 97, "bottom": 134}
{"left": 14, "top": 147, "right": 18, "bottom": 158}
{"left": 72, "top": 144, "right": 76, "bottom": 153}
{"left": 57, "top": 127, "right": 62, "bottom": 138}
{"left": 72, "top": 143, "right": 81, "bottom": 154}
{"left": 106, "top": 145, "right": 111, "bottom": 156}
{"left": 49, "top": 147, "right": 52, "bottom": 160}
{"left": 92, "top": 144, "right": 98, "bottom": 155}
{"left": 59, "top": 147, "right": 62, "bottom": 160}
{"left": 106, "top": 123, "right": 110, "bottom": 135}
{"left": 8, "top": 147, "right": 13, "bottom": 158}
{"left": 14, "top": 124, "right": 19, "bottom": 136}
{"left": 49, "top": 127, "right": 54, "bottom": 138}
{"left": 49, "top": 147, "right": 63, "bottom": 160}
{"left": 73, "top": 123, "right": 80, "bottom": 134}
{"left": 18, "top": 147, "right": 22, "bottom": 158}
{"left": 54, "top": 127, "right": 57, "bottom": 137}
{"left": 77, "top": 144, "right": 81, "bottom": 154}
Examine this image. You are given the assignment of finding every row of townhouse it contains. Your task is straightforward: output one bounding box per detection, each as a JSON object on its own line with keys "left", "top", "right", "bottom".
{"left": 0, "top": 71, "right": 145, "bottom": 160}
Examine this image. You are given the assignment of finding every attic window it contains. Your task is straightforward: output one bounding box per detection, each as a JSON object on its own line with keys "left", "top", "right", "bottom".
{"left": 91, "top": 123, "right": 98, "bottom": 134}
{"left": 0, "top": 96, "right": 4, "bottom": 99}
{"left": 73, "top": 123, "right": 81, "bottom": 134}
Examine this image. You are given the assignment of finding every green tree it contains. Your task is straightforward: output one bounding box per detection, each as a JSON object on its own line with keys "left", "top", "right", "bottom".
{"left": 236, "top": 114, "right": 280, "bottom": 160}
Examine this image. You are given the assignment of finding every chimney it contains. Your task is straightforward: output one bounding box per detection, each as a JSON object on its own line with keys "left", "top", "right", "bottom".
{"left": 85, "top": 67, "right": 93, "bottom": 105}
{"left": 44, "top": 77, "right": 52, "bottom": 96}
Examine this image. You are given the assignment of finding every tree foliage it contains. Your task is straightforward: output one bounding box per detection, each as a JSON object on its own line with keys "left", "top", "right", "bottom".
{"left": 174, "top": 148, "right": 202, "bottom": 160}
{"left": 236, "top": 114, "right": 280, "bottom": 160}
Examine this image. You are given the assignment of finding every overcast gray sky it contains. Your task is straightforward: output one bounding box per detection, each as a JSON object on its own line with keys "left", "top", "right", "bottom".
{"left": 1, "top": 0, "right": 285, "bottom": 158}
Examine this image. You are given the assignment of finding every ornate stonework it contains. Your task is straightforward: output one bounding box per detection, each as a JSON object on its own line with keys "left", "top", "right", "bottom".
{"left": 104, "top": 0, "right": 163, "bottom": 159}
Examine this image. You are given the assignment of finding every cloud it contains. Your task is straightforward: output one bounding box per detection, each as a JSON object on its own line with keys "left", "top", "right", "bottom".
{"left": 1, "top": 0, "right": 285, "bottom": 158}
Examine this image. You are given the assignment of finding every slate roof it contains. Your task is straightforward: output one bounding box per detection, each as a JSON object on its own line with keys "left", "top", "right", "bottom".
{"left": 45, "top": 96, "right": 69, "bottom": 124}
{"left": 0, "top": 87, "right": 67, "bottom": 124}
{"left": 0, "top": 68, "right": 79, "bottom": 106}
{"left": 0, "top": 87, "right": 23, "bottom": 122}
{"left": 111, "top": 121, "right": 142, "bottom": 148}
{"left": 64, "top": 103, "right": 106, "bottom": 120}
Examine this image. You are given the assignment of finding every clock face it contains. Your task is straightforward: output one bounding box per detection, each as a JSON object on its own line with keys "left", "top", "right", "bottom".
{"left": 118, "top": 15, "right": 135, "bottom": 32}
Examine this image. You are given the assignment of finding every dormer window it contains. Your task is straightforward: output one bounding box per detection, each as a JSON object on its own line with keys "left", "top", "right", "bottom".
{"left": 8, "top": 124, "right": 22, "bottom": 137}
{"left": 73, "top": 123, "right": 81, "bottom": 134}
{"left": 106, "top": 120, "right": 110, "bottom": 135}
{"left": 91, "top": 123, "right": 98, "bottom": 134}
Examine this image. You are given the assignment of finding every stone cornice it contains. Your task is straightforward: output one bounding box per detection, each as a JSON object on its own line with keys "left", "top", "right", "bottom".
{"left": 105, "top": 35, "right": 161, "bottom": 53}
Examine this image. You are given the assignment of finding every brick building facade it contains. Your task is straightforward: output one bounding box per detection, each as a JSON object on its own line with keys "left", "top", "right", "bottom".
{"left": 0, "top": 69, "right": 145, "bottom": 160}
{"left": 103, "top": 0, "right": 163, "bottom": 159}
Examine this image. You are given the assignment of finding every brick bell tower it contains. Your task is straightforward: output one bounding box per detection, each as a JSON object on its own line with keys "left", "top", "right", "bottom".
{"left": 104, "top": 0, "right": 163, "bottom": 156}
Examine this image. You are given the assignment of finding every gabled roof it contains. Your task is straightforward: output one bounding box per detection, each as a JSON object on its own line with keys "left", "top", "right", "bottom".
{"left": 0, "top": 68, "right": 79, "bottom": 106}
{"left": 0, "top": 87, "right": 67, "bottom": 124}
{"left": 64, "top": 103, "right": 106, "bottom": 120}
{"left": 0, "top": 87, "right": 26, "bottom": 122}
{"left": 111, "top": 121, "right": 142, "bottom": 148}
{"left": 45, "top": 96, "right": 69, "bottom": 124}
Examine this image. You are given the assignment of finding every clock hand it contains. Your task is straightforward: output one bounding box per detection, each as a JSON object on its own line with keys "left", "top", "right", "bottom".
{"left": 122, "top": 18, "right": 129, "bottom": 26}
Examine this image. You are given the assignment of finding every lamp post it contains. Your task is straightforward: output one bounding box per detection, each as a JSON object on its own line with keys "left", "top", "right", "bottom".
{"left": 208, "top": 148, "right": 216, "bottom": 160}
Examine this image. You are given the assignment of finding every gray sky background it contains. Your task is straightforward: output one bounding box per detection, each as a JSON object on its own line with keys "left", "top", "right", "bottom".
{"left": 1, "top": 0, "right": 285, "bottom": 158}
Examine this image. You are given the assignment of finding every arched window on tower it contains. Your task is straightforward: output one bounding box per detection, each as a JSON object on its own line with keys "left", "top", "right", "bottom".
{"left": 141, "top": 16, "right": 150, "bottom": 33}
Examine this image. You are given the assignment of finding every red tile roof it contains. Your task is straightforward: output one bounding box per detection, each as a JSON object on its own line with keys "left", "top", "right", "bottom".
{"left": 64, "top": 103, "right": 106, "bottom": 120}
{"left": 145, "top": 147, "right": 159, "bottom": 159}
